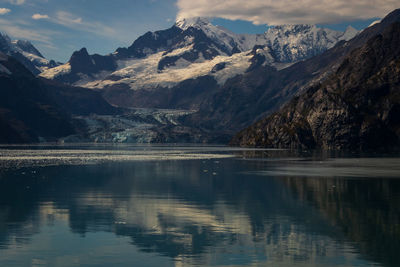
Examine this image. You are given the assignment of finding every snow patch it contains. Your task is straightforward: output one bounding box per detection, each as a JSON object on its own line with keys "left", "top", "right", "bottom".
{"left": 83, "top": 50, "right": 253, "bottom": 90}
{"left": 368, "top": 20, "right": 381, "bottom": 28}
{"left": 21, "top": 51, "right": 50, "bottom": 66}
{"left": 163, "top": 44, "right": 194, "bottom": 57}
{"left": 40, "top": 63, "right": 71, "bottom": 79}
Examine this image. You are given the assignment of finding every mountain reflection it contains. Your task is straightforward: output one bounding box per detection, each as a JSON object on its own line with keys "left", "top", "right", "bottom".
{"left": 0, "top": 156, "right": 398, "bottom": 266}
{"left": 281, "top": 175, "right": 400, "bottom": 267}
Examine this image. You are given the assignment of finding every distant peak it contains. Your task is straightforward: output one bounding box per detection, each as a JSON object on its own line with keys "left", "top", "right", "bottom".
{"left": 175, "top": 17, "right": 211, "bottom": 30}
{"left": 70, "top": 47, "right": 90, "bottom": 62}
{"left": 80, "top": 47, "right": 88, "bottom": 53}
{"left": 75, "top": 47, "right": 89, "bottom": 56}
{"left": 344, "top": 25, "right": 358, "bottom": 33}
{"left": 0, "top": 32, "right": 11, "bottom": 42}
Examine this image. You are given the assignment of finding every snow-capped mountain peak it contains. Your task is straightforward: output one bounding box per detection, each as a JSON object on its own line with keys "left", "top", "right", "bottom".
{"left": 175, "top": 17, "right": 212, "bottom": 30}
{"left": 0, "top": 32, "right": 58, "bottom": 74}
{"left": 40, "top": 19, "right": 359, "bottom": 96}
{"left": 262, "top": 24, "right": 358, "bottom": 62}
{"left": 11, "top": 39, "right": 44, "bottom": 58}
{"left": 341, "top": 26, "right": 359, "bottom": 40}
{"left": 174, "top": 16, "right": 242, "bottom": 53}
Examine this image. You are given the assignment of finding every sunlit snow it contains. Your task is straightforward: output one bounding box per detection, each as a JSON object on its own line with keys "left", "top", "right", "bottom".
{"left": 40, "top": 63, "right": 71, "bottom": 79}
{"left": 82, "top": 50, "right": 254, "bottom": 90}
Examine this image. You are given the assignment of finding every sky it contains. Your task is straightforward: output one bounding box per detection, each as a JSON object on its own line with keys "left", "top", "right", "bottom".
{"left": 0, "top": 0, "right": 398, "bottom": 62}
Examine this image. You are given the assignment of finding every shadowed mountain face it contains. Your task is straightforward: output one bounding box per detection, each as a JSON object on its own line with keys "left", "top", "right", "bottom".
{"left": 231, "top": 22, "right": 400, "bottom": 150}
{"left": 0, "top": 54, "right": 74, "bottom": 143}
{"left": 0, "top": 53, "right": 117, "bottom": 144}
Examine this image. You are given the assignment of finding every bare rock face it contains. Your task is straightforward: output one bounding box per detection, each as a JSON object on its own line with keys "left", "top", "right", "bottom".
{"left": 231, "top": 22, "right": 400, "bottom": 150}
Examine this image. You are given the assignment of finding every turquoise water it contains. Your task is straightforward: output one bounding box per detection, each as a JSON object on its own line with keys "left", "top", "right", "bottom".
{"left": 0, "top": 145, "right": 399, "bottom": 267}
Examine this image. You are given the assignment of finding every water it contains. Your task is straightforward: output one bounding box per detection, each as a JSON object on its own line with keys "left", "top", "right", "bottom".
{"left": 0, "top": 145, "right": 399, "bottom": 267}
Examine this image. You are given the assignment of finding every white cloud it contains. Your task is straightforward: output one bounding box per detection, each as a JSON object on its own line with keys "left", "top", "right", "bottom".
{"left": 32, "top": 13, "right": 49, "bottom": 20}
{"left": 0, "top": 18, "right": 55, "bottom": 48}
{"left": 176, "top": 0, "right": 400, "bottom": 25}
{"left": 0, "top": 8, "right": 11, "bottom": 15}
{"left": 52, "top": 11, "right": 116, "bottom": 37}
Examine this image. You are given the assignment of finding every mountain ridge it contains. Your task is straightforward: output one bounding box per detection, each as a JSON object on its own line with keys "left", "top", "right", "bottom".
{"left": 40, "top": 18, "right": 357, "bottom": 92}
{"left": 230, "top": 21, "right": 400, "bottom": 150}
{"left": 5, "top": 10, "right": 400, "bottom": 145}
{"left": 0, "top": 32, "right": 58, "bottom": 75}
{"left": 186, "top": 8, "right": 400, "bottom": 137}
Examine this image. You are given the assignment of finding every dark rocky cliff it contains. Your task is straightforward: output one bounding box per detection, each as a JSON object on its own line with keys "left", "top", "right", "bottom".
{"left": 0, "top": 53, "right": 117, "bottom": 144}
{"left": 231, "top": 22, "right": 400, "bottom": 150}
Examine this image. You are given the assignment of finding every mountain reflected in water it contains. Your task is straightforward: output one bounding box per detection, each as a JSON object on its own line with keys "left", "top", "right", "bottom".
{"left": 0, "top": 146, "right": 399, "bottom": 266}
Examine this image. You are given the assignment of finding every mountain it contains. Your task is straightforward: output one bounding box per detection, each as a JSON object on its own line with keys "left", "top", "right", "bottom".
{"left": 0, "top": 52, "right": 212, "bottom": 144}
{"left": 0, "top": 32, "right": 59, "bottom": 75}
{"left": 0, "top": 52, "right": 117, "bottom": 144}
{"left": 230, "top": 21, "right": 400, "bottom": 150}
{"left": 37, "top": 18, "right": 358, "bottom": 144}
{"left": 186, "top": 9, "right": 400, "bottom": 138}
{"left": 39, "top": 18, "right": 357, "bottom": 105}
{"left": 0, "top": 52, "right": 74, "bottom": 143}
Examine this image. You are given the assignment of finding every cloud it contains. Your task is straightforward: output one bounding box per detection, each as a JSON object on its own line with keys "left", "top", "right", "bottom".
{"left": 0, "top": 18, "right": 55, "bottom": 48}
{"left": 5, "top": 0, "right": 25, "bottom": 5}
{"left": 32, "top": 13, "right": 49, "bottom": 20}
{"left": 0, "top": 8, "right": 11, "bottom": 15}
{"left": 176, "top": 0, "right": 400, "bottom": 25}
{"left": 52, "top": 11, "right": 116, "bottom": 37}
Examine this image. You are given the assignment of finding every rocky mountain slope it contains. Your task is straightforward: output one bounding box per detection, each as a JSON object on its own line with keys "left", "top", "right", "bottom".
{"left": 0, "top": 52, "right": 116, "bottom": 143}
{"left": 0, "top": 33, "right": 58, "bottom": 75}
{"left": 189, "top": 9, "right": 400, "bottom": 137}
{"left": 231, "top": 22, "right": 400, "bottom": 150}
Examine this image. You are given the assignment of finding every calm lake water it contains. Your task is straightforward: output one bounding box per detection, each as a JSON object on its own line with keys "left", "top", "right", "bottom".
{"left": 0, "top": 145, "right": 399, "bottom": 267}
